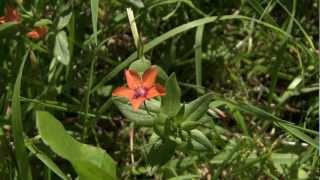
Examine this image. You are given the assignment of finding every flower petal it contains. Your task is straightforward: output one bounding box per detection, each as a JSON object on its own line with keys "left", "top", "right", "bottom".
{"left": 26, "top": 31, "right": 40, "bottom": 39}
{"left": 125, "top": 69, "right": 142, "bottom": 89}
{"left": 5, "top": 7, "right": 20, "bottom": 22}
{"left": 112, "top": 86, "right": 134, "bottom": 99}
{"left": 27, "top": 27, "right": 48, "bottom": 39}
{"left": 146, "top": 84, "right": 166, "bottom": 99}
{"left": 130, "top": 97, "right": 146, "bottom": 111}
{"left": 142, "top": 65, "right": 158, "bottom": 89}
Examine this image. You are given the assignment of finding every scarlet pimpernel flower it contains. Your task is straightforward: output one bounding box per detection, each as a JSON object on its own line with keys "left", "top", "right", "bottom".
{"left": 26, "top": 26, "right": 48, "bottom": 39}
{"left": 112, "top": 65, "right": 166, "bottom": 111}
{"left": 0, "top": 6, "right": 20, "bottom": 24}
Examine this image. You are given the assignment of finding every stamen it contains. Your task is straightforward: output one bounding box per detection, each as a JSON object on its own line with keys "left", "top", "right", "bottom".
{"left": 134, "top": 87, "right": 147, "bottom": 98}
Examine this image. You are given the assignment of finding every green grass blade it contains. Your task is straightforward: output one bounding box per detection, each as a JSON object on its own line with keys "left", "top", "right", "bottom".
{"left": 11, "top": 51, "right": 33, "bottom": 180}
{"left": 279, "top": 123, "right": 318, "bottom": 148}
{"left": 194, "top": 25, "right": 204, "bottom": 93}
{"left": 82, "top": 58, "right": 96, "bottom": 141}
{"left": 276, "top": 0, "right": 315, "bottom": 49}
{"left": 246, "top": 0, "right": 277, "bottom": 25}
{"left": 285, "top": 0, "right": 296, "bottom": 34}
{"left": 150, "top": 0, "right": 207, "bottom": 17}
{"left": 91, "top": 0, "right": 99, "bottom": 45}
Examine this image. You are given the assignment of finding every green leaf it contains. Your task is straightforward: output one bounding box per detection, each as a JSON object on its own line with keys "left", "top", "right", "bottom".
{"left": 54, "top": 31, "right": 70, "bottom": 65}
{"left": 11, "top": 51, "right": 33, "bottom": 180}
{"left": 147, "top": 139, "right": 176, "bottom": 166}
{"left": 280, "top": 123, "right": 318, "bottom": 148}
{"left": 91, "top": 0, "right": 99, "bottom": 45}
{"left": 25, "top": 140, "right": 69, "bottom": 180}
{"left": 57, "top": 12, "right": 73, "bottom": 30}
{"left": 183, "top": 93, "right": 212, "bottom": 122}
{"left": 161, "top": 73, "right": 181, "bottom": 117}
{"left": 96, "top": 86, "right": 112, "bottom": 97}
{"left": 129, "top": 58, "right": 151, "bottom": 73}
{"left": 36, "top": 111, "right": 116, "bottom": 180}
{"left": 0, "top": 22, "right": 18, "bottom": 32}
{"left": 113, "top": 97, "right": 156, "bottom": 126}
{"left": 181, "top": 121, "right": 200, "bottom": 131}
{"left": 190, "top": 129, "right": 213, "bottom": 151}
{"left": 34, "top": 19, "right": 52, "bottom": 27}
{"left": 271, "top": 153, "right": 298, "bottom": 173}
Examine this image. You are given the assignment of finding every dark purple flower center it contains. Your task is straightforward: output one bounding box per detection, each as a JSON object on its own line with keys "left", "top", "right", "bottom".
{"left": 134, "top": 87, "right": 147, "bottom": 98}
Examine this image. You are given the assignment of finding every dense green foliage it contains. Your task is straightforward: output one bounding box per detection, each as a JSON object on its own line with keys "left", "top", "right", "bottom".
{"left": 0, "top": 0, "right": 319, "bottom": 179}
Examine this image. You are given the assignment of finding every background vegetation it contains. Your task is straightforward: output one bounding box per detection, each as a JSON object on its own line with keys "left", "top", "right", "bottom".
{"left": 0, "top": 0, "right": 319, "bottom": 179}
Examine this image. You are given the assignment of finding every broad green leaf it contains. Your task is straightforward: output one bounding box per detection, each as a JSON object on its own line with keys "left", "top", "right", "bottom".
{"left": 129, "top": 58, "right": 151, "bottom": 73}
{"left": 147, "top": 139, "right": 176, "bottom": 166}
{"left": 54, "top": 31, "right": 70, "bottom": 65}
{"left": 36, "top": 111, "right": 116, "bottom": 180}
{"left": 57, "top": 12, "right": 73, "bottom": 30}
{"left": 190, "top": 129, "right": 213, "bottom": 151}
{"left": 113, "top": 97, "right": 156, "bottom": 126}
{"left": 181, "top": 121, "right": 200, "bottom": 131}
{"left": 161, "top": 73, "right": 181, "bottom": 117}
{"left": 11, "top": 52, "right": 33, "bottom": 180}
{"left": 34, "top": 19, "right": 52, "bottom": 27}
{"left": 91, "top": 0, "right": 99, "bottom": 45}
{"left": 183, "top": 93, "right": 212, "bottom": 122}
{"left": 25, "top": 140, "right": 69, "bottom": 180}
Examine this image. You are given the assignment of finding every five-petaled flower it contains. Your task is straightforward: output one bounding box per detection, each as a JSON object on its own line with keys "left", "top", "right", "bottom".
{"left": 26, "top": 27, "right": 48, "bottom": 39}
{"left": 112, "top": 65, "right": 166, "bottom": 111}
{"left": 0, "top": 6, "right": 20, "bottom": 24}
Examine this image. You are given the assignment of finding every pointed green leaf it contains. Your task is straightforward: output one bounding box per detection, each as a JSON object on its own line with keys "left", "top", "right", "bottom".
{"left": 36, "top": 111, "right": 116, "bottom": 180}
{"left": 91, "top": 0, "right": 99, "bottom": 45}
{"left": 184, "top": 93, "right": 212, "bottom": 122}
{"left": 57, "top": 12, "right": 73, "bottom": 30}
{"left": 54, "top": 31, "right": 70, "bottom": 65}
{"left": 161, "top": 73, "right": 181, "bottom": 117}
{"left": 113, "top": 97, "right": 156, "bottom": 126}
{"left": 11, "top": 52, "right": 33, "bottom": 180}
{"left": 190, "top": 129, "right": 213, "bottom": 151}
{"left": 129, "top": 58, "right": 151, "bottom": 73}
{"left": 34, "top": 19, "right": 52, "bottom": 27}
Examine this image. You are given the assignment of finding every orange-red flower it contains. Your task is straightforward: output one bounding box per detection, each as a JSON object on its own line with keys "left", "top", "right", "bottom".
{"left": 26, "top": 27, "right": 48, "bottom": 39}
{"left": 112, "top": 65, "right": 166, "bottom": 111}
{"left": 0, "top": 6, "right": 20, "bottom": 24}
